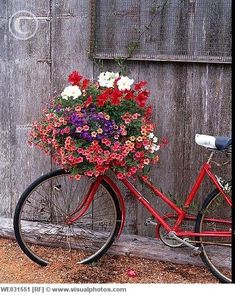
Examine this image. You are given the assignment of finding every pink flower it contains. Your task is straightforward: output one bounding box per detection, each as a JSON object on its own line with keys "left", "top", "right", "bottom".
{"left": 112, "top": 142, "right": 120, "bottom": 151}
{"left": 84, "top": 171, "right": 93, "bottom": 177}
{"left": 117, "top": 173, "right": 124, "bottom": 179}
{"left": 143, "top": 158, "right": 150, "bottom": 165}
{"left": 73, "top": 156, "right": 84, "bottom": 164}
{"left": 77, "top": 148, "right": 84, "bottom": 154}
{"left": 132, "top": 113, "right": 140, "bottom": 119}
{"left": 83, "top": 125, "right": 90, "bottom": 131}
{"left": 74, "top": 174, "right": 81, "bottom": 180}
{"left": 130, "top": 167, "right": 137, "bottom": 174}
{"left": 76, "top": 127, "right": 83, "bottom": 133}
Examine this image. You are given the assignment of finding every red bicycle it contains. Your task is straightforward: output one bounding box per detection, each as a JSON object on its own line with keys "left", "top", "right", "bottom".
{"left": 14, "top": 134, "right": 232, "bottom": 282}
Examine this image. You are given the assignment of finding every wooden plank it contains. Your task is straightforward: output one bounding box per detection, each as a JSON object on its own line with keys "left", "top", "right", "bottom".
{"left": 9, "top": 62, "right": 52, "bottom": 214}
{"left": 7, "top": 0, "right": 50, "bottom": 16}
{"left": 93, "top": 53, "right": 232, "bottom": 64}
{"left": 182, "top": 64, "right": 232, "bottom": 206}
{"left": 10, "top": 127, "right": 51, "bottom": 213}
{"left": 0, "top": 218, "right": 14, "bottom": 238}
{"left": 0, "top": 129, "right": 11, "bottom": 217}
{"left": 0, "top": 217, "right": 199, "bottom": 266}
{"left": 135, "top": 63, "right": 187, "bottom": 236}
{"left": 0, "top": 10, "right": 7, "bottom": 61}
{"left": 0, "top": 13, "right": 11, "bottom": 217}
{"left": 9, "top": 62, "right": 51, "bottom": 125}
{"left": 8, "top": 20, "right": 51, "bottom": 61}
{"left": 51, "top": 0, "right": 94, "bottom": 87}
{"left": 1, "top": 216, "right": 230, "bottom": 268}
{"left": 8, "top": 1, "right": 52, "bottom": 217}
{"left": 0, "top": 1, "right": 7, "bottom": 18}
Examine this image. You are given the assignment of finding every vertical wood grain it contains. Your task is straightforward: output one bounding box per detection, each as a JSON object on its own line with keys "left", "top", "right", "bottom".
{"left": 7, "top": 1, "right": 52, "bottom": 215}
{"left": 0, "top": 62, "right": 11, "bottom": 217}
{"left": 0, "top": 2, "right": 11, "bottom": 217}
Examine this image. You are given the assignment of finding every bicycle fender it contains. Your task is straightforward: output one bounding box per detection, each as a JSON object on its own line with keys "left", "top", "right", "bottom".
{"left": 101, "top": 175, "right": 126, "bottom": 239}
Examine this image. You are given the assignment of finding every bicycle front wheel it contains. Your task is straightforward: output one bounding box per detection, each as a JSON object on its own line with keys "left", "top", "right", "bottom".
{"left": 14, "top": 169, "right": 121, "bottom": 266}
{"left": 195, "top": 186, "right": 232, "bottom": 283}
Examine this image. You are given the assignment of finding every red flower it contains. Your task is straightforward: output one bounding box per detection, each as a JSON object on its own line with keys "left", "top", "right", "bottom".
{"left": 97, "top": 89, "right": 111, "bottom": 107}
{"left": 145, "top": 106, "right": 153, "bottom": 118}
{"left": 135, "top": 95, "right": 147, "bottom": 107}
{"left": 110, "top": 88, "right": 122, "bottom": 105}
{"left": 96, "top": 165, "right": 107, "bottom": 173}
{"left": 124, "top": 90, "right": 135, "bottom": 100}
{"left": 134, "top": 80, "right": 147, "bottom": 91}
{"left": 83, "top": 95, "right": 93, "bottom": 108}
{"left": 75, "top": 156, "right": 84, "bottom": 163}
{"left": 82, "top": 79, "right": 90, "bottom": 90}
{"left": 112, "top": 142, "right": 120, "bottom": 151}
{"left": 135, "top": 90, "right": 149, "bottom": 107}
{"left": 135, "top": 142, "right": 142, "bottom": 148}
{"left": 68, "top": 71, "right": 82, "bottom": 85}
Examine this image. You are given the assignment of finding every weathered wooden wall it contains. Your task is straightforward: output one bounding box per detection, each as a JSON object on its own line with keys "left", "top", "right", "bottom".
{"left": 0, "top": 0, "right": 231, "bottom": 238}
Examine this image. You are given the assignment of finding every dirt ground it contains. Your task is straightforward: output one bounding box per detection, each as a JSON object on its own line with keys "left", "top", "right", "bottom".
{"left": 0, "top": 238, "right": 218, "bottom": 284}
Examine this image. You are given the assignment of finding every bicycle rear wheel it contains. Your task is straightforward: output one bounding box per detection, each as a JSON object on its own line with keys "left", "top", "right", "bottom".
{"left": 195, "top": 186, "right": 232, "bottom": 283}
{"left": 14, "top": 169, "right": 121, "bottom": 266}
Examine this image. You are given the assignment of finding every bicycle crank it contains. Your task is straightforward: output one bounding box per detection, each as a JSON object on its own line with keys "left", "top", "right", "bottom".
{"left": 168, "top": 232, "right": 201, "bottom": 256}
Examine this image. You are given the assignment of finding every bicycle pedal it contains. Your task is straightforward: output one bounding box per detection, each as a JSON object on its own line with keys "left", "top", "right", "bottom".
{"left": 144, "top": 217, "right": 157, "bottom": 226}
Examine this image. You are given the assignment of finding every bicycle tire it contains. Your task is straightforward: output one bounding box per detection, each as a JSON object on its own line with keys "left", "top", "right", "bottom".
{"left": 195, "top": 187, "right": 232, "bottom": 283}
{"left": 14, "top": 169, "right": 121, "bottom": 266}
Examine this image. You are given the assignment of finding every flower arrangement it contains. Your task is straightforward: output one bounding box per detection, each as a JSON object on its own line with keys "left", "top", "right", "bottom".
{"left": 29, "top": 71, "right": 165, "bottom": 180}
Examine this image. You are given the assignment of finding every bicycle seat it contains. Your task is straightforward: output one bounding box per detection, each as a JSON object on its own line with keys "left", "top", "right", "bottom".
{"left": 195, "top": 134, "right": 232, "bottom": 151}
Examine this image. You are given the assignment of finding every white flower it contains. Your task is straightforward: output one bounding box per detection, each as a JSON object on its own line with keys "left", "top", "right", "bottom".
{"left": 153, "top": 144, "right": 160, "bottom": 151}
{"left": 98, "top": 71, "right": 119, "bottom": 88}
{"left": 153, "top": 137, "right": 158, "bottom": 143}
{"left": 117, "top": 76, "right": 134, "bottom": 91}
{"left": 61, "top": 85, "right": 82, "bottom": 100}
{"left": 148, "top": 133, "right": 154, "bottom": 139}
{"left": 149, "top": 144, "right": 160, "bottom": 153}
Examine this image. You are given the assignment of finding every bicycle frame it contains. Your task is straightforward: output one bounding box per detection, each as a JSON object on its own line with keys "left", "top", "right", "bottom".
{"left": 67, "top": 154, "right": 231, "bottom": 239}
{"left": 120, "top": 161, "right": 231, "bottom": 238}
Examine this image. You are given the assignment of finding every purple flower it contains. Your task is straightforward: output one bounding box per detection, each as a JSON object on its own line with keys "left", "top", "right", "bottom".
{"left": 55, "top": 105, "right": 62, "bottom": 112}
{"left": 81, "top": 131, "right": 89, "bottom": 139}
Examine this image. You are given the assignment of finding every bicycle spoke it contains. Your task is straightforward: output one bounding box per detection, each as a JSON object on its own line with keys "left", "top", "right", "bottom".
{"left": 196, "top": 189, "right": 232, "bottom": 283}
{"left": 15, "top": 171, "right": 120, "bottom": 266}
